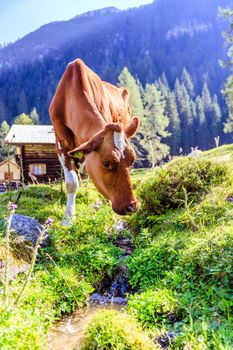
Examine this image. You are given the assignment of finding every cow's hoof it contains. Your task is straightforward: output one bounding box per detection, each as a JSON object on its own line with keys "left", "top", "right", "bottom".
{"left": 61, "top": 215, "right": 76, "bottom": 227}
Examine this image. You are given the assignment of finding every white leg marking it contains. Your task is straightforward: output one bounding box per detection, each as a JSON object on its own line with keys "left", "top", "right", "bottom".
{"left": 59, "top": 154, "right": 79, "bottom": 226}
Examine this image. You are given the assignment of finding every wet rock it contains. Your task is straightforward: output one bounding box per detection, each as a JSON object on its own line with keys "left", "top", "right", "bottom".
{"left": 90, "top": 221, "right": 134, "bottom": 307}
{"left": 226, "top": 195, "right": 233, "bottom": 202}
{"left": 114, "top": 238, "right": 135, "bottom": 256}
{"left": 112, "top": 221, "right": 135, "bottom": 255}
{"left": 113, "top": 221, "right": 127, "bottom": 233}
{"left": 90, "top": 266, "right": 130, "bottom": 306}
{"left": 167, "top": 312, "right": 182, "bottom": 324}
{"left": 154, "top": 331, "right": 175, "bottom": 349}
{"left": 89, "top": 293, "right": 127, "bottom": 306}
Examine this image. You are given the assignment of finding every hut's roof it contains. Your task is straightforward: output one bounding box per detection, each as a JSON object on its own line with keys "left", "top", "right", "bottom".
{"left": 0, "top": 159, "right": 20, "bottom": 168}
{"left": 5, "top": 125, "right": 55, "bottom": 145}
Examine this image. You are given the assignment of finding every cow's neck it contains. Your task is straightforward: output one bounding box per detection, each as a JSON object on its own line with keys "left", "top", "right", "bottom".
{"left": 71, "top": 110, "right": 105, "bottom": 146}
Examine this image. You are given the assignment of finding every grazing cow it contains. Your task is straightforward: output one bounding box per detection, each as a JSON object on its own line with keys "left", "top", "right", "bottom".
{"left": 188, "top": 147, "right": 203, "bottom": 157}
{"left": 49, "top": 59, "right": 140, "bottom": 226}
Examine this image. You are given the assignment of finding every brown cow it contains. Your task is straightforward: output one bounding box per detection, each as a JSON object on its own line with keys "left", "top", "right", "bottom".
{"left": 49, "top": 59, "right": 140, "bottom": 226}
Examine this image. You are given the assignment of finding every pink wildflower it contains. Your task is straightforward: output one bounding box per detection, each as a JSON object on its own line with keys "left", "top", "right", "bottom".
{"left": 44, "top": 217, "right": 54, "bottom": 227}
{"left": 7, "top": 203, "right": 17, "bottom": 211}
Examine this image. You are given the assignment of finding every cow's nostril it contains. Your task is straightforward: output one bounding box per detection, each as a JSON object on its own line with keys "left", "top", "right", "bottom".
{"left": 126, "top": 204, "right": 134, "bottom": 212}
{"left": 126, "top": 202, "right": 138, "bottom": 214}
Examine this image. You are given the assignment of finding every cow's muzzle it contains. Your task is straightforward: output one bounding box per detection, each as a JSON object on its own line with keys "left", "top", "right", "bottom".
{"left": 113, "top": 200, "right": 138, "bottom": 216}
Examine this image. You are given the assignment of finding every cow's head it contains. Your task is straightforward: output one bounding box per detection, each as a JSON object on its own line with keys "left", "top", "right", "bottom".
{"left": 68, "top": 117, "right": 140, "bottom": 215}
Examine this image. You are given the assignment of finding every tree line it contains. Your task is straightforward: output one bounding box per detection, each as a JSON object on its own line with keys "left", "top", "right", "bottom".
{"left": 118, "top": 67, "right": 224, "bottom": 166}
{"left": 221, "top": 8, "right": 233, "bottom": 137}
{"left": 0, "top": 66, "right": 227, "bottom": 167}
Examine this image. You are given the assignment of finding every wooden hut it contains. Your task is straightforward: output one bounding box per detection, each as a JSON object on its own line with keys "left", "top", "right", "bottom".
{"left": 5, "top": 125, "right": 61, "bottom": 183}
{"left": 0, "top": 159, "right": 21, "bottom": 192}
{"left": 0, "top": 159, "right": 21, "bottom": 182}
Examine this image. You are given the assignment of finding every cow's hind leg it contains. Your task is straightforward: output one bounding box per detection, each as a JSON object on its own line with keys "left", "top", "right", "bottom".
{"left": 59, "top": 154, "right": 78, "bottom": 226}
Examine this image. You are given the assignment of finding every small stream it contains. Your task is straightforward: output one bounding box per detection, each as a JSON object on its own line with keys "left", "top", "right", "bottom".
{"left": 47, "top": 220, "right": 176, "bottom": 350}
{"left": 48, "top": 221, "right": 133, "bottom": 350}
{"left": 48, "top": 304, "right": 124, "bottom": 350}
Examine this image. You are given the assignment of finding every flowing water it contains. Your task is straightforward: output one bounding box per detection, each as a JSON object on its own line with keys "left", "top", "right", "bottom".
{"left": 48, "top": 304, "right": 124, "bottom": 350}
{"left": 48, "top": 269, "right": 129, "bottom": 350}
{"left": 48, "top": 221, "right": 132, "bottom": 350}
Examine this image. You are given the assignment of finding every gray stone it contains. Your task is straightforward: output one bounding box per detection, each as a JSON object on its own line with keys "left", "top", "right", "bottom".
{"left": 3, "top": 214, "right": 50, "bottom": 247}
{"left": 0, "top": 214, "right": 50, "bottom": 280}
{"left": 113, "top": 221, "right": 127, "bottom": 233}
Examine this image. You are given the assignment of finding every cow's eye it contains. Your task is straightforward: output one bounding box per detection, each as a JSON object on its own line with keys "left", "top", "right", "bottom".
{"left": 102, "top": 160, "right": 111, "bottom": 169}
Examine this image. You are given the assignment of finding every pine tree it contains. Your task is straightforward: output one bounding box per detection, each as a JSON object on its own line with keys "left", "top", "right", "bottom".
{"left": 0, "top": 120, "right": 9, "bottom": 135}
{"left": 166, "top": 91, "right": 181, "bottom": 154}
{"left": 157, "top": 74, "right": 170, "bottom": 100}
{"left": 118, "top": 67, "right": 144, "bottom": 118}
{"left": 157, "top": 75, "right": 181, "bottom": 154}
{"left": 14, "top": 113, "right": 33, "bottom": 125}
{"left": 175, "top": 81, "right": 195, "bottom": 153}
{"left": 30, "top": 107, "right": 40, "bottom": 125}
{"left": 17, "top": 89, "right": 28, "bottom": 114}
{"left": 0, "top": 99, "right": 6, "bottom": 124}
{"left": 210, "top": 94, "right": 222, "bottom": 140}
{"left": 223, "top": 77, "right": 233, "bottom": 133}
{"left": 142, "top": 83, "right": 170, "bottom": 167}
{"left": 174, "top": 79, "right": 183, "bottom": 111}
{"left": 195, "top": 96, "right": 209, "bottom": 149}
{"left": 181, "top": 68, "right": 195, "bottom": 97}
{"left": 221, "top": 8, "right": 233, "bottom": 134}
{"left": 0, "top": 121, "right": 12, "bottom": 161}
{"left": 202, "top": 81, "right": 212, "bottom": 111}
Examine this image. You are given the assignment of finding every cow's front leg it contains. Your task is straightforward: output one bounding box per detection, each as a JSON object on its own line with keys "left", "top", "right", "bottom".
{"left": 59, "top": 154, "right": 78, "bottom": 226}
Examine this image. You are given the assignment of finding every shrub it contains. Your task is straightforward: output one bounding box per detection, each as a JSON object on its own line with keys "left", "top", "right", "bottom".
{"left": 138, "top": 158, "right": 231, "bottom": 216}
{"left": 81, "top": 309, "right": 157, "bottom": 350}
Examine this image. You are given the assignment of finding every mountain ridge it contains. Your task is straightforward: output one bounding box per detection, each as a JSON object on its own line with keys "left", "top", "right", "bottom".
{"left": 0, "top": 0, "right": 232, "bottom": 123}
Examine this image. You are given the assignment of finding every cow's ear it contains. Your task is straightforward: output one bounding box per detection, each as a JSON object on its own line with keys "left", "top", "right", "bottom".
{"left": 121, "top": 88, "right": 129, "bottom": 103}
{"left": 125, "top": 117, "right": 140, "bottom": 138}
{"left": 68, "top": 131, "right": 104, "bottom": 156}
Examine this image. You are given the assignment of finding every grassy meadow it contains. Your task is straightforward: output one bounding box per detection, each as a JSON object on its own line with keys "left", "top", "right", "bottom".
{"left": 0, "top": 145, "right": 233, "bottom": 349}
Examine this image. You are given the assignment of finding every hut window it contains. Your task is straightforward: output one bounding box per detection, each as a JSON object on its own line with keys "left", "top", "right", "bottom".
{"left": 29, "top": 163, "right": 46, "bottom": 175}
{"left": 4, "top": 172, "right": 13, "bottom": 181}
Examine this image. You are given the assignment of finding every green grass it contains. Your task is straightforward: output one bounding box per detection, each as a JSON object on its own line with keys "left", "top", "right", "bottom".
{"left": 81, "top": 309, "right": 157, "bottom": 350}
{"left": 202, "top": 144, "right": 233, "bottom": 166}
{"left": 0, "top": 181, "right": 122, "bottom": 349}
{"left": 125, "top": 148, "right": 233, "bottom": 349}
{"left": 0, "top": 144, "right": 233, "bottom": 349}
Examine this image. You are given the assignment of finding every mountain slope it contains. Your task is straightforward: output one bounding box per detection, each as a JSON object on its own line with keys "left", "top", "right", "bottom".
{"left": 0, "top": 0, "right": 232, "bottom": 123}
{"left": 0, "top": 7, "right": 121, "bottom": 69}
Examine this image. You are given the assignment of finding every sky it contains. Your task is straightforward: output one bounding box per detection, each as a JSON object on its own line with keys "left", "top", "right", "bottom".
{"left": 0, "top": 0, "right": 152, "bottom": 45}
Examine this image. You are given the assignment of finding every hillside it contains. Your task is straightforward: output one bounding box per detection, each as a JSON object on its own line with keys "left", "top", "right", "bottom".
{"left": 0, "top": 145, "right": 233, "bottom": 349}
{"left": 0, "top": 0, "right": 232, "bottom": 123}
